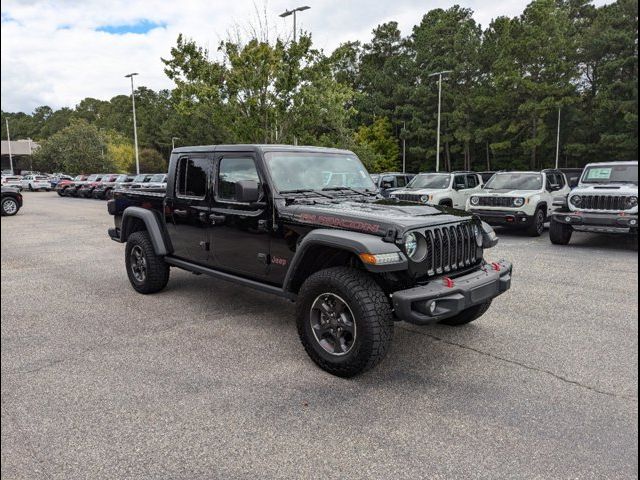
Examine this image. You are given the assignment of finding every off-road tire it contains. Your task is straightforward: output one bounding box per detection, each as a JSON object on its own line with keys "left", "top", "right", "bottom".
{"left": 125, "top": 231, "right": 170, "bottom": 294}
{"left": 296, "top": 266, "right": 393, "bottom": 377}
{"left": 526, "top": 208, "right": 545, "bottom": 237}
{"left": 439, "top": 301, "right": 492, "bottom": 326}
{"left": 549, "top": 217, "right": 573, "bottom": 245}
{"left": 1, "top": 197, "right": 19, "bottom": 216}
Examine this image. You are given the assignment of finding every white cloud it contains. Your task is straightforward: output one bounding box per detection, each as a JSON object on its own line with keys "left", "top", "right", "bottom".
{"left": 1, "top": 0, "right": 612, "bottom": 113}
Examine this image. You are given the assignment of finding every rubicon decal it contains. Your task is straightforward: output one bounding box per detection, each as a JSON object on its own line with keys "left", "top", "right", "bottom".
{"left": 296, "top": 213, "right": 381, "bottom": 234}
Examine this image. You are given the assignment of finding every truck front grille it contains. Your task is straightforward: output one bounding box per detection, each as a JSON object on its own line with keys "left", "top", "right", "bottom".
{"left": 476, "top": 196, "right": 515, "bottom": 207}
{"left": 394, "top": 193, "right": 423, "bottom": 203}
{"left": 423, "top": 223, "right": 480, "bottom": 276}
{"left": 580, "top": 195, "right": 629, "bottom": 211}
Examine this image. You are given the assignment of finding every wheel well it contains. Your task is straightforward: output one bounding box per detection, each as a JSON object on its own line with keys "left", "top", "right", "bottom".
{"left": 122, "top": 217, "right": 146, "bottom": 241}
{"left": 288, "top": 245, "right": 362, "bottom": 294}
{"left": 439, "top": 199, "right": 453, "bottom": 206}
{"left": 537, "top": 203, "right": 548, "bottom": 217}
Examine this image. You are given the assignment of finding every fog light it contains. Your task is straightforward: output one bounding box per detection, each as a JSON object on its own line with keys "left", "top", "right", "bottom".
{"left": 565, "top": 216, "right": 572, "bottom": 222}
{"left": 631, "top": 219, "right": 638, "bottom": 226}
{"left": 429, "top": 301, "right": 437, "bottom": 315}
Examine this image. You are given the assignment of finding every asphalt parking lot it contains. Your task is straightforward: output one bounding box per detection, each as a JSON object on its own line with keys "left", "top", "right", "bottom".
{"left": 1, "top": 191, "right": 638, "bottom": 479}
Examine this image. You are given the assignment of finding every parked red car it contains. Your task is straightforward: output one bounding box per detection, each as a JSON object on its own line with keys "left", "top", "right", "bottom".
{"left": 56, "top": 175, "right": 88, "bottom": 196}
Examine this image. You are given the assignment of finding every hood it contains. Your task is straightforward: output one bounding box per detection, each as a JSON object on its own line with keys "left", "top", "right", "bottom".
{"left": 475, "top": 189, "right": 541, "bottom": 197}
{"left": 280, "top": 198, "right": 475, "bottom": 238}
{"left": 571, "top": 184, "right": 638, "bottom": 195}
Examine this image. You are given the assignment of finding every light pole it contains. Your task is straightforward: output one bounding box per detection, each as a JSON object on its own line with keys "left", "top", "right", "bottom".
{"left": 555, "top": 106, "right": 561, "bottom": 169}
{"left": 428, "top": 70, "right": 452, "bottom": 172}
{"left": 279, "top": 5, "right": 310, "bottom": 42}
{"left": 125, "top": 73, "right": 140, "bottom": 174}
{"left": 402, "top": 121, "right": 407, "bottom": 174}
{"left": 171, "top": 137, "right": 179, "bottom": 151}
{"left": 5, "top": 119, "right": 13, "bottom": 174}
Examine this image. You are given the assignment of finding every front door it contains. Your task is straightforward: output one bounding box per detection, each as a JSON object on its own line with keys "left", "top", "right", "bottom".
{"left": 165, "top": 155, "right": 212, "bottom": 264}
{"left": 451, "top": 174, "right": 477, "bottom": 209}
{"left": 209, "top": 153, "right": 271, "bottom": 279}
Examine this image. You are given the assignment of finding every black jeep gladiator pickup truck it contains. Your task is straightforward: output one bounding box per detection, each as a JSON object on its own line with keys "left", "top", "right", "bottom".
{"left": 107, "top": 145, "right": 513, "bottom": 376}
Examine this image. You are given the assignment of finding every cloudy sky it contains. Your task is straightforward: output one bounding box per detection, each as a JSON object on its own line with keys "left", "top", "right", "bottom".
{"left": 1, "top": 0, "right": 608, "bottom": 114}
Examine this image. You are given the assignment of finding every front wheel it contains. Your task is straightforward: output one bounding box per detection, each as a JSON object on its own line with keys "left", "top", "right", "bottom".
{"left": 526, "top": 208, "right": 546, "bottom": 237}
{"left": 125, "top": 231, "right": 170, "bottom": 294}
{"left": 1, "top": 197, "right": 20, "bottom": 216}
{"left": 296, "top": 267, "right": 393, "bottom": 377}
{"left": 439, "top": 301, "right": 492, "bottom": 326}
{"left": 549, "top": 217, "right": 573, "bottom": 245}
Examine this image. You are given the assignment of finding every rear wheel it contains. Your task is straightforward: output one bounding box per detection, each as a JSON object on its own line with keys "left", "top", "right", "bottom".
{"left": 1, "top": 197, "right": 19, "bottom": 216}
{"left": 526, "top": 208, "right": 545, "bottom": 237}
{"left": 125, "top": 231, "right": 170, "bottom": 294}
{"left": 549, "top": 217, "right": 573, "bottom": 245}
{"left": 439, "top": 301, "right": 492, "bottom": 326}
{"left": 296, "top": 267, "right": 393, "bottom": 377}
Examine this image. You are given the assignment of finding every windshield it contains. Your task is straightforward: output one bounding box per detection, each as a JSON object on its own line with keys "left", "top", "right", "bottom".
{"left": 133, "top": 175, "right": 148, "bottom": 182}
{"left": 87, "top": 175, "right": 98, "bottom": 181}
{"left": 115, "top": 175, "right": 129, "bottom": 182}
{"left": 581, "top": 164, "right": 638, "bottom": 184}
{"left": 485, "top": 173, "right": 543, "bottom": 190}
{"left": 264, "top": 152, "right": 375, "bottom": 192}
{"left": 149, "top": 174, "right": 166, "bottom": 182}
{"left": 407, "top": 174, "right": 451, "bottom": 190}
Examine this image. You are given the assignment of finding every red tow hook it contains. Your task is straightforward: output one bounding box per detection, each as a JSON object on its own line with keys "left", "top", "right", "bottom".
{"left": 443, "top": 277, "right": 455, "bottom": 288}
{"left": 491, "top": 262, "right": 501, "bottom": 272}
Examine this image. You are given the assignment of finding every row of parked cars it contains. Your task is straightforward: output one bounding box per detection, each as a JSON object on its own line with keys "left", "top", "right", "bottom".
{"left": 0, "top": 172, "right": 75, "bottom": 192}
{"left": 55, "top": 173, "right": 167, "bottom": 199}
{"left": 371, "top": 162, "right": 638, "bottom": 242}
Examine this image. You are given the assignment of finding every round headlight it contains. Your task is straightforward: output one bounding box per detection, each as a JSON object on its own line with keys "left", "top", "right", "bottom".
{"left": 403, "top": 232, "right": 427, "bottom": 262}
{"left": 570, "top": 195, "right": 582, "bottom": 207}
{"left": 513, "top": 197, "right": 525, "bottom": 207}
{"left": 470, "top": 196, "right": 480, "bottom": 206}
{"left": 626, "top": 196, "right": 638, "bottom": 209}
{"left": 420, "top": 195, "right": 430, "bottom": 204}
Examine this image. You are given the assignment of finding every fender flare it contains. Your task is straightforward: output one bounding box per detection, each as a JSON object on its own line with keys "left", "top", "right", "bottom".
{"left": 120, "top": 207, "right": 172, "bottom": 256}
{"left": 283, "top": 228, "right": 407, "bottom": 294}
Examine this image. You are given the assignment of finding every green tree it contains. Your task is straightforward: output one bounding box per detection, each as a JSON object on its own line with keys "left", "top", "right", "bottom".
{"left": 32, "top": 120, "right": 112, "bottom": 174}
{"left": 128, "top": 148, "right": 167, "bottom": 173}
{"left": 354, "top": 117, "right": 400, "bottom": 172}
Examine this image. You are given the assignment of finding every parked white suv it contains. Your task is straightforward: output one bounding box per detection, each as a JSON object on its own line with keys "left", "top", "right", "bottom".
{"left": 20, "top": 175, "right": 52, "bottom": 191}
{"left": 549, "top": 161, "right": 638, "bottom": 244}
{"left": 467, "top": 169, "right": 571, "bottom": 236}
{"left": 390, "top": 172, "right": 483, "bottom": 209}
{"left": 1, "top": 175, "right": 23, "bottom": 190}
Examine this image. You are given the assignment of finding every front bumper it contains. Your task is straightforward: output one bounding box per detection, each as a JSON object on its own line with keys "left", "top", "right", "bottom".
{"left": 392, "top": 260, "right": 513, "bottom": 325}
{"left": 470, "top": 209, "right": 533, "bottom": 227}
{"left": 552, "top": 211, "right": 638, "bottom": 233}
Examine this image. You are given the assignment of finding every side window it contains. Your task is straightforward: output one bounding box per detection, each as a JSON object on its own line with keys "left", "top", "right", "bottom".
{"left": 396, "top": 176, "right": 407, "bottom": 187}
{"left": 217, "top": 157, "right": 260, "bottom": 201}
{"left": 176, "top": 156, "right": 208, "bottom": 199}
{"left": 454, "top": 175, "right": 467, "bottom": 189}
{"left": 557, "top": 173, "right": 566, "bottom": 189}
{"left": 466, "top": 174, "right": 479, "bottom": 188}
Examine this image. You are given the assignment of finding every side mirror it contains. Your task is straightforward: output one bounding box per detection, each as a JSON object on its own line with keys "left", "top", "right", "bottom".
{"left": 235, "top": 180, "right": 260, "bottom": 203}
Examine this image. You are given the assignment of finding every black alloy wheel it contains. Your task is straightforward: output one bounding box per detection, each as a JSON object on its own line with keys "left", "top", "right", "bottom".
{"left": 309, "top": 293, "right": 356, "bottom": 356}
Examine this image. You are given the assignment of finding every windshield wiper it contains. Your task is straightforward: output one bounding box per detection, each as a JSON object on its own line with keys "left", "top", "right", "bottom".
{"left": 321, "top": 186, "right": 375, "bottom": 196}
{"left": 279, "top": 188, "right": 335, "bottom": 199}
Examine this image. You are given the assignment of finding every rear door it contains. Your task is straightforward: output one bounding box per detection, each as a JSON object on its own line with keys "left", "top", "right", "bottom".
{"left": 209, "top": 152, "right": 270, "bottom": 279}
{"left": 165, "top": 154, "right": 213, "bottom": 264}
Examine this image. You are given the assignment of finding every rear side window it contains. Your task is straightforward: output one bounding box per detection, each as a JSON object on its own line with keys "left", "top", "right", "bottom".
{"left": 466, "top": 174, "right": 479, "bottom": 188}
{"left": 396, "top": 176, "right": 407, "bottom": 187}
{"left": 218, "top": 157, "right": 260, "bottom": 201}
{"left": 176, "top": 157, "right": 209, "bottom": 199}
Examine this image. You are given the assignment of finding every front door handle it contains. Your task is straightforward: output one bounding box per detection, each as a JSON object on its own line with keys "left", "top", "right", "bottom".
{"left": 174, "top": 208, "right": 188, "bottom": 217}
{"left": 209, "top": 214, "right": 226, "bottom": 225}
